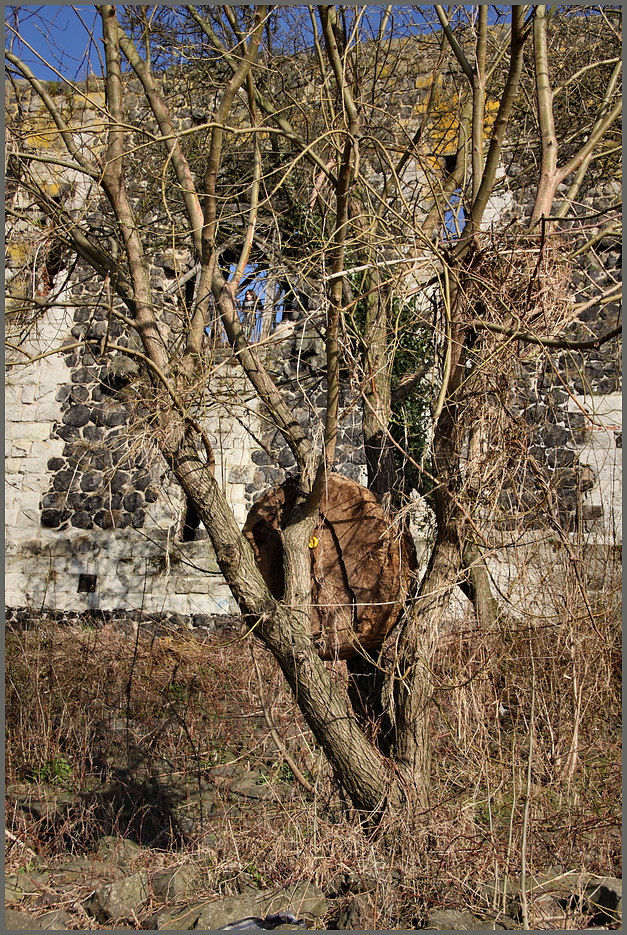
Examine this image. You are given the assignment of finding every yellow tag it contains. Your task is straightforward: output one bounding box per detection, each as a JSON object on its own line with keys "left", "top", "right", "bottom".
{"left": 308, "top": 536, "right": 318, "bottom": 549}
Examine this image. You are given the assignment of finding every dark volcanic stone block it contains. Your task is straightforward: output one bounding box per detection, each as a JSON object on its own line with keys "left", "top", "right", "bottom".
{"left": 123, "top": 492, "right": 143, "bottom": 512}
{"left": 110, "top": 471, "right": 130, "bottom": 492}
{"left": 71, "top": 511, "right": 93, "bottom": 529}
{"left": 108, "top": 442, "right": 128, "bottom": 464}
{"left": 131, "top": 510, "right": 146, "bottom": 528}
{"left": 94, "top": 509, "right": 114, "bottom": 529}
{"left": 87, "top": 320, "right": 108, "bottom": 339}
{"left": 337, "top": 463, "right": 362, "bottom": 481}
{"left": 105, "top": 409, "right": 127, "bottom": 427}
{"left": 91, "top": 406, "right": 108, "bottom": 425}
{"left": 41, "top": 508, "right": 70, "bottom": 528}
{"left": 84, "top": 495, "right": 104, "bottom": 511}
{"left": 53, "top": 470, "right": 75, "bottom": 492}
{"left": 132, "top": 471, "right": 151, "bottom": 490}
{"left": 544, "top": 425, "right": 567, "bottom": 446}
{"left": 556, "top": 468, "right": 578, "bottom": 489}
{"left": 80, "top": 472, "right": 102, "bottom": 492}
{"left": 62, "top": 405, "right": 91, "bottom": 427}
{"left": 554, "top": 449, "right": 577, "bottom": 467}
{"left": 82, "top": 424, "right": 103, "bottom": 442}
{"left": 84, "top": 453, "right": 107, "bottom": 471}
{"left": 56, "top": 425, "right": 80, "bottom": 442}
{"left": 41, "top": 492, "right": 65, "bottom": 509}
{"left": 71, "top": 367, "right": 93, "bottom": 384}
{"left": 70, "top": 385, "right": 90, "bottom": 403}
{"left": 66, "top": 491, "right": 86, "bottom": 510}
{"left": 47, "top": 457, "right": 65, "bottom": 471}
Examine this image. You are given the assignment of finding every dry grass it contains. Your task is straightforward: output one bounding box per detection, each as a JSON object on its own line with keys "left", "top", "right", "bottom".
{"left": 5, "top": 548, "right": 622, "bottom": 931}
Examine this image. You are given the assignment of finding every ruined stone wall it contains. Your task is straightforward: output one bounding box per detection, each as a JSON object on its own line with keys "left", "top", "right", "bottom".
{"left": 5, "top": 39, "right": 621, "bottom": 620}
{"left": 6, "top": 284, "right": 620, "bottom": 621}
{"left": 506, "top": 173, "right": 622, "bottom": 539}
{"left": 5, "top": 282, "right": 256, "bottom": 617}
{"left": 5, "top": 299, "right": 372, "bottom": 617}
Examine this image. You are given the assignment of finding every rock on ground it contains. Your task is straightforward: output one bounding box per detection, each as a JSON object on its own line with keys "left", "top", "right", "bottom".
{"left": 5, "top": 909, "right": 45, "bottom": 930}
{"left": 148, "top": 883, "right": 327, "bottom": 931}
{"left": 85, "top": 870, "right": 149, "bottom": 922}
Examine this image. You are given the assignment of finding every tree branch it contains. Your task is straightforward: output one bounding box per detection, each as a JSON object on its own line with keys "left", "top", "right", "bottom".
{"left": 98, "top": 4, "right": 168, "bottom": 371}
{"left": 434, "top": 5, "right": 474, "bottom": 82}
{"left": 4, "top": 49, "right": 100, "bottom": 179}
{"left": 472, "top": 321, "right": 621, "bottom": 351}
{"left": 186, "top": 4, "right": 337, "bottom": 186}
{"left": 463, "top": 6, "right": 527, "bottom": 242}
{"left": 114, "top": 22, "right": 204, "bottom": 256}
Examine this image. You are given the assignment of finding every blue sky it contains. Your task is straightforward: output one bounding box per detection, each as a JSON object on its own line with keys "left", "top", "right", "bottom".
{"left": 5, "top": 5, "right": 103, "bottom": 81}
{"left": 5, "top": 5, "right": 516, "bottom": 82}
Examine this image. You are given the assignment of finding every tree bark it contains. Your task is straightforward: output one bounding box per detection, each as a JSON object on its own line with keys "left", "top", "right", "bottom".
{"left": 362, "top": 279, "right": 397, "bottom": 505}
{"left": 392, "top": 275, "right": 469, "bottom": 804}
{"left": 166, "top": 429, "right": 402, "bottom": 819}
{"left": 459, "top": 540, "right": 499, "bottom": 629}
{"left": 393, "top": 527, "right": 463, "bottom": 810}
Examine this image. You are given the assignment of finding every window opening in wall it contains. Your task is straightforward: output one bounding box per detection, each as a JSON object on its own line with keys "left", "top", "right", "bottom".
{"left": 185, "top": 276, "right": 196, "bottom": 311}
{"left": 443, "top": 188, "right": 465, "bottom": 242}
{"left": 78, "top": 573, "right": 97, "bottom": 593}
{"left": 181, "top": 497, "right": 201, "bottom": 542}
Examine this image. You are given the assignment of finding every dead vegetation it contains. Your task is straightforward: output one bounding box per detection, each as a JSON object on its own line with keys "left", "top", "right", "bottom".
{"left": 5, "top": 561, "right": 621, "bottom": 930}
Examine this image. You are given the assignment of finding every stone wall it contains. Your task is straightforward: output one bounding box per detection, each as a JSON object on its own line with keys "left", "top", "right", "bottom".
{"left": 5, "top": 40, "right": 621, "bottom": 619}
{"left": 5, "top": 292, "right": 372, "bottom": 617}
{"left": 5, "top": 281, "right": 260, "bottom": 617}
{"left": 509, "top": 175, "right": 622, "bottom": 540}
{"left": 6, "top": 289, "right": 621, "bottom": 621}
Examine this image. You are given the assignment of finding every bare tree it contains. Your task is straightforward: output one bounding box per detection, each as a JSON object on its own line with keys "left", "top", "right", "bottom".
{"left": 5, "top": 4, "right": 621, "bottom": 825}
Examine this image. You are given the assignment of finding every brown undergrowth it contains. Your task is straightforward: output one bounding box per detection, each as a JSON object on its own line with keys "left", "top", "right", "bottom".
{"left": 5, "top": 564, "right": 621, "bottom": 930}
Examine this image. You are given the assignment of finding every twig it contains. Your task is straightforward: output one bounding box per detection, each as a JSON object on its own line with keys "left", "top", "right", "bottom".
{"left": 520, "top": 644, "right": 536, "bottom": 930}
{"left": 4, "top": 827, "right": 39, "bottom": 858}
{"left": 250, "top": 649, "right": 315, "bottom": 795}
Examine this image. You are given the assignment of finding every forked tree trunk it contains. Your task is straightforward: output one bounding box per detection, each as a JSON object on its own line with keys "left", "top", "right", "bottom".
{"left": 165, "top": 428, "right": 403, "bottom": 818}
{"left": 391, "top": 303, "right": 469, "bottom": 805}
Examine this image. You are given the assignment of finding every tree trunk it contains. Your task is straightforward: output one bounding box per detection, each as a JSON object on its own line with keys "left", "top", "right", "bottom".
{"left": 393, "top": 530, "right": 463, "bottom": 810}
{"left": 392, "top": 296, "right": 469, "bottom": 806}
{"left": 361, "top": 275, "right": 397, "bottom": 506}
{"left": 165, "top": 429, "right": 402, "bottom": 819}
{"left": 349, "top": 274, "right": 398, "bottom": 744}
{"left": 459, "top": 540, "right": 499, "bottom": 629}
